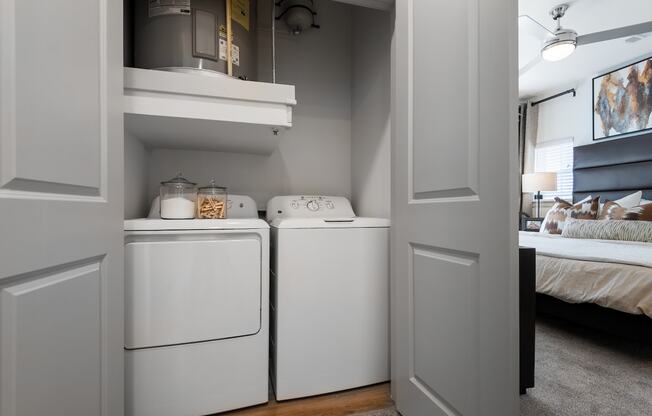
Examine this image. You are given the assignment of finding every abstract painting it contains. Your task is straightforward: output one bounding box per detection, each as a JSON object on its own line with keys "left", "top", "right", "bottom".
{"left": 593, "top": 57, "right": 652, "bottom": 141}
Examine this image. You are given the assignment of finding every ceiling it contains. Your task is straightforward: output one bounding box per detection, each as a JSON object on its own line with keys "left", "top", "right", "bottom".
{"left": 519, "top": 0, "right": 652, "bottom": 98}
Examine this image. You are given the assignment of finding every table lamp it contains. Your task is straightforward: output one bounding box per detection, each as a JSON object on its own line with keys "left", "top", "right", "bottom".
{"left": 522, "top": 172, "right": 557, "bottom": 218}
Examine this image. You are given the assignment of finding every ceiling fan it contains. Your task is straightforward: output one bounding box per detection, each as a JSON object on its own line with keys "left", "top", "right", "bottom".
{"left": 519, "top": 3, "right": 652, "bottom": 76}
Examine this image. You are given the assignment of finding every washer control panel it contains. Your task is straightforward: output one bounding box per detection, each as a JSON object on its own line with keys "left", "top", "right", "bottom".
{"left": 266, "top": 196, "right": 355, "bottom": 220}
{"left": 289, "top": 196, "right": 333, "bottom": 212}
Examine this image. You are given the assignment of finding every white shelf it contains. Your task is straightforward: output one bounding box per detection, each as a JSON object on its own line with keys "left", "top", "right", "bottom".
{"left": 123, "top": 67, "right": 296, "bottom": 155}
{"left": 330, "top": 0, "right": 393, "bottom": 10}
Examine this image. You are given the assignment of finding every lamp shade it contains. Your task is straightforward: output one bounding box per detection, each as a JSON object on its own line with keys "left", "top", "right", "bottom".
{"left": 522, "top": 172, "right": 557, "bottom": 192}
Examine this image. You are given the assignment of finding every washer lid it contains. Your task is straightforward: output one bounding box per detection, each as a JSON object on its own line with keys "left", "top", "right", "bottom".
{"left": 125, "top": 218, "right": 269, "bottom": 231}
{"left": 270, "top": 217, "right": 390, "bottom": 229}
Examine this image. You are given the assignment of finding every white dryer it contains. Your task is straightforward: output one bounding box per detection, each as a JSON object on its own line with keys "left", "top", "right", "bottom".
{"left": 124, "top": 195, "right": 268, "bottom": 416}
{"left": 267, "top": 196, "right": 390, "bottom": 400}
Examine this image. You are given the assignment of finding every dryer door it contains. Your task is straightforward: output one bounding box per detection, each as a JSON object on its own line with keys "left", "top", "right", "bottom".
{"left": 125, "top": 233, "right": 262, "bottom": 349}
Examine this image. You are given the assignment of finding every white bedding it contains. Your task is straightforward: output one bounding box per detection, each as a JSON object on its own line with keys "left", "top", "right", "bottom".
{"left": 519, "top": 231, "right": 652, "bottom": 317}
{"left": 519, "top": 231, "right": 652, "bottom": 268}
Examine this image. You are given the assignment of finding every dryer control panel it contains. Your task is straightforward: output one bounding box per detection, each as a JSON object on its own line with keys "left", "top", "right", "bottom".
{"left": 266, "top": 196, "right": 355, "bottom": 221}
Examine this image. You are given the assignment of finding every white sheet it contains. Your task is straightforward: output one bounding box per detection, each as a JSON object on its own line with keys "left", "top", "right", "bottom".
{"left": 519, "top": 231, "right": 652, "bottom": 268}
{"left": 534, "top": 255, "right": 652, "bottom": 317}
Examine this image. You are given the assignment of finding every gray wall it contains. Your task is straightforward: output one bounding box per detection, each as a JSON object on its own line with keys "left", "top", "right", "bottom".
{"left": 124, "top": 131, "right": 150, "bottom": 219}
{"left": 351, "top": 7, "right": 391, "bottom": 218}
{"left": 146, "top": 0, "right": 353, "bottom": 210}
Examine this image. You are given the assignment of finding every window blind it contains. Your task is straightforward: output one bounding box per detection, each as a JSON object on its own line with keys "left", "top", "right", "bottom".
{"left": 534, "top": 138, "right": 573, "bottom": 201}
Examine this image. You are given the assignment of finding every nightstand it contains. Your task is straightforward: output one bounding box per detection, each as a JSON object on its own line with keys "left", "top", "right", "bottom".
{"left": 521, "top": 217, "right": 544, "bottom": 232}
{"left": 519, "top": 246, "right": 536, "bottom": 394}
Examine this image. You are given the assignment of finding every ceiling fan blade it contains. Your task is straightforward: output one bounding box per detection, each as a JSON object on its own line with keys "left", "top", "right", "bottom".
{"left": 519, "top": 55, "right": 542, "bottom": 77}
{"left": 519, "top": 14, "right": 554, "bottom": 39}
{"left": 577, "top": 21, "right": 652, "bottom": 46}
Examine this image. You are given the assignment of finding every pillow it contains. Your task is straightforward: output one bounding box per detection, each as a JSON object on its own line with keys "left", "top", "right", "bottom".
{"left": 601, "top": 201, "right": 652, "bottom": 221}
{"left": 598, "top": 191, "right": 642, "bottom": 217}
{"left": 562, "top": 219, "right": 652, "bottom": 243}
{"left": 614, "top": 190, "right": 642, "bottom": 207}
{"left": 540, "top": 196, "right": 600, "bottom": 235}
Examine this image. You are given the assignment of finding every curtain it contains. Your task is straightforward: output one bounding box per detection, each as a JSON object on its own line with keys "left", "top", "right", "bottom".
{"left": 518, "top": 101, "right": 538, "bottom": 215}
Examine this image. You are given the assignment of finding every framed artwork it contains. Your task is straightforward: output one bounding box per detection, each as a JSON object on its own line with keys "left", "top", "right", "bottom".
{"left": 593, "top": 56, "right": 652, "bottom": 141}
{"left": 521, "top": 218, "right": 543, "bottom": 232}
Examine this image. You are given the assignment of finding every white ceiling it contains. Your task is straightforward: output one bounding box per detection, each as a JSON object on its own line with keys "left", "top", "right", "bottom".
{"left": 519, "top": 0, "right": 652, "bottom": 98}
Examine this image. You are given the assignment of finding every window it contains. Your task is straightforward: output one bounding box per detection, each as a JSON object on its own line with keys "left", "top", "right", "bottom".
{"left": 534, "top": 138, "right": 573, "bottom": 201}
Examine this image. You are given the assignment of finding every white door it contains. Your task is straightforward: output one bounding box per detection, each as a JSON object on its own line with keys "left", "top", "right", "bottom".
{"left": 0, "top": 1, "right": 123, "bottom": 415}
{"left": 391, "top": 0, "right": 519, "bottom": 415}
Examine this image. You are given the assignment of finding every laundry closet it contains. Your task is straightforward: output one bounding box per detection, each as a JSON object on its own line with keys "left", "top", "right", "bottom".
{"left": 123, "top": 0, "right": 392, "bottom": 219}
{"left": 123, "top": 1, "right": 393, "bottom": 415}
{"left": 0, "top": 1, "right": 519, "bottom": 415}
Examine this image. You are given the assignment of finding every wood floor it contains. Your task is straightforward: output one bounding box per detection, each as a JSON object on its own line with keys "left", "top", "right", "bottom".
{"left": 219, "top": 383, "right": 393, "bottom": 416}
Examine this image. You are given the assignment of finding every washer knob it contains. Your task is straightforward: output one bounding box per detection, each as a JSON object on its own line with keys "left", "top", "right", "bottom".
{"left": 307, "top": 200, "right": 320, "bottom": 211}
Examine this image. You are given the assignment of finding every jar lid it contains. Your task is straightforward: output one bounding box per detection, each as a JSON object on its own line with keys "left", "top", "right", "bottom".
{"left": 161, "top": 173, "right": 197, "bottom": 187}
{"left": 199, "top": 179, "right": 227, "bottom": 191}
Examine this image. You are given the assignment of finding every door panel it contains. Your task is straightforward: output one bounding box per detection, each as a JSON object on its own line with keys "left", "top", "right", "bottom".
{"left": 412, "top": 0, "right": 478, "bottom": 199}
{"left": 1, "top": 262, "right": 102, "bottom": 416}
{"left": 0, "top": 0, "right": 123, "bottom": 414}
{"left": 411, "top": 245, "right": 477, "bottom": 416}
{"left": 392, "top": 0, "right": 519, "bottom": 415}
{"left": 3, "top": 0, "right": 104, "bottom": 194}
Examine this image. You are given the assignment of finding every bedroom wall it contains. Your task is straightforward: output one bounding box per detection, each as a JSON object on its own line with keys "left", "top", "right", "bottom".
{"left": 351, "top": 7, "right": 392, "bottom": 219}
{"left": 535, "top": 82, "right": 588, "bottom": 146}
{"left": 535, "top": 53, "right": 652, "bottom": 148}
{"left": 147, "top": 0, "right": 353, "bottom": 210}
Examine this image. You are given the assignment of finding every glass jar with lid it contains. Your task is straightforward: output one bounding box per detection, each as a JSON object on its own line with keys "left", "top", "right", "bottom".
{"left": 197, "top": 180, "right": 228, "bottom": 219}
{"left": 159, "top": 173, "right": 197, "bottom": 219}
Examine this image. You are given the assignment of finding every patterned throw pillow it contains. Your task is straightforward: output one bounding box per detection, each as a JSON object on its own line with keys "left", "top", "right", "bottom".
{"left": 540, "top": 196, "right": 600, "bottom": 235}
{"left": 600, "top": 200, "right": 620, "bottom": 220}
{"left": 598, "top": 191, "right": 642, "bottom": 218}
{"left": 602, "top": 200, "right": 652, "bottom": 221}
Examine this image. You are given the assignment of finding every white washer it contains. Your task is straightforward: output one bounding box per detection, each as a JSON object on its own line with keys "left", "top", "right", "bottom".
{"left": 267, "top": 195, "right": 390, "bottom": 400}
{"left": 124, "top": 195, "right": 269, "bottom": 416}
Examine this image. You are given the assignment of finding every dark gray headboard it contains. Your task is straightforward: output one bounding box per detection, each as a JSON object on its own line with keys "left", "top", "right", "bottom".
{"left": 573, "top": 132, "right": 652, "bottom": 203}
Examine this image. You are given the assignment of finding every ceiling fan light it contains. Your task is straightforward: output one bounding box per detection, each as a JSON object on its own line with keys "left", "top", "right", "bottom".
{"left": 541, "top": 28, "right": 578, "bottom": 62}
{"left": 541, "top": 40, "right": 576, "bottom": 61}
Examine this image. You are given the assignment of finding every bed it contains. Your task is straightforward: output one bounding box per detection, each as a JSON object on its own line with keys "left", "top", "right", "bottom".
{"left": 520, "top": 132, "right": 652, "bottom": 343}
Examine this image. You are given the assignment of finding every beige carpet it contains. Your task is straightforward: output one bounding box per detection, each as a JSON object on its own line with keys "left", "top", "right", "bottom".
{"left": 354, "top": 317, "right": 652, "bottom": 416}
{"left": 521, "top": 317, "right": 652, "bottom": 416}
